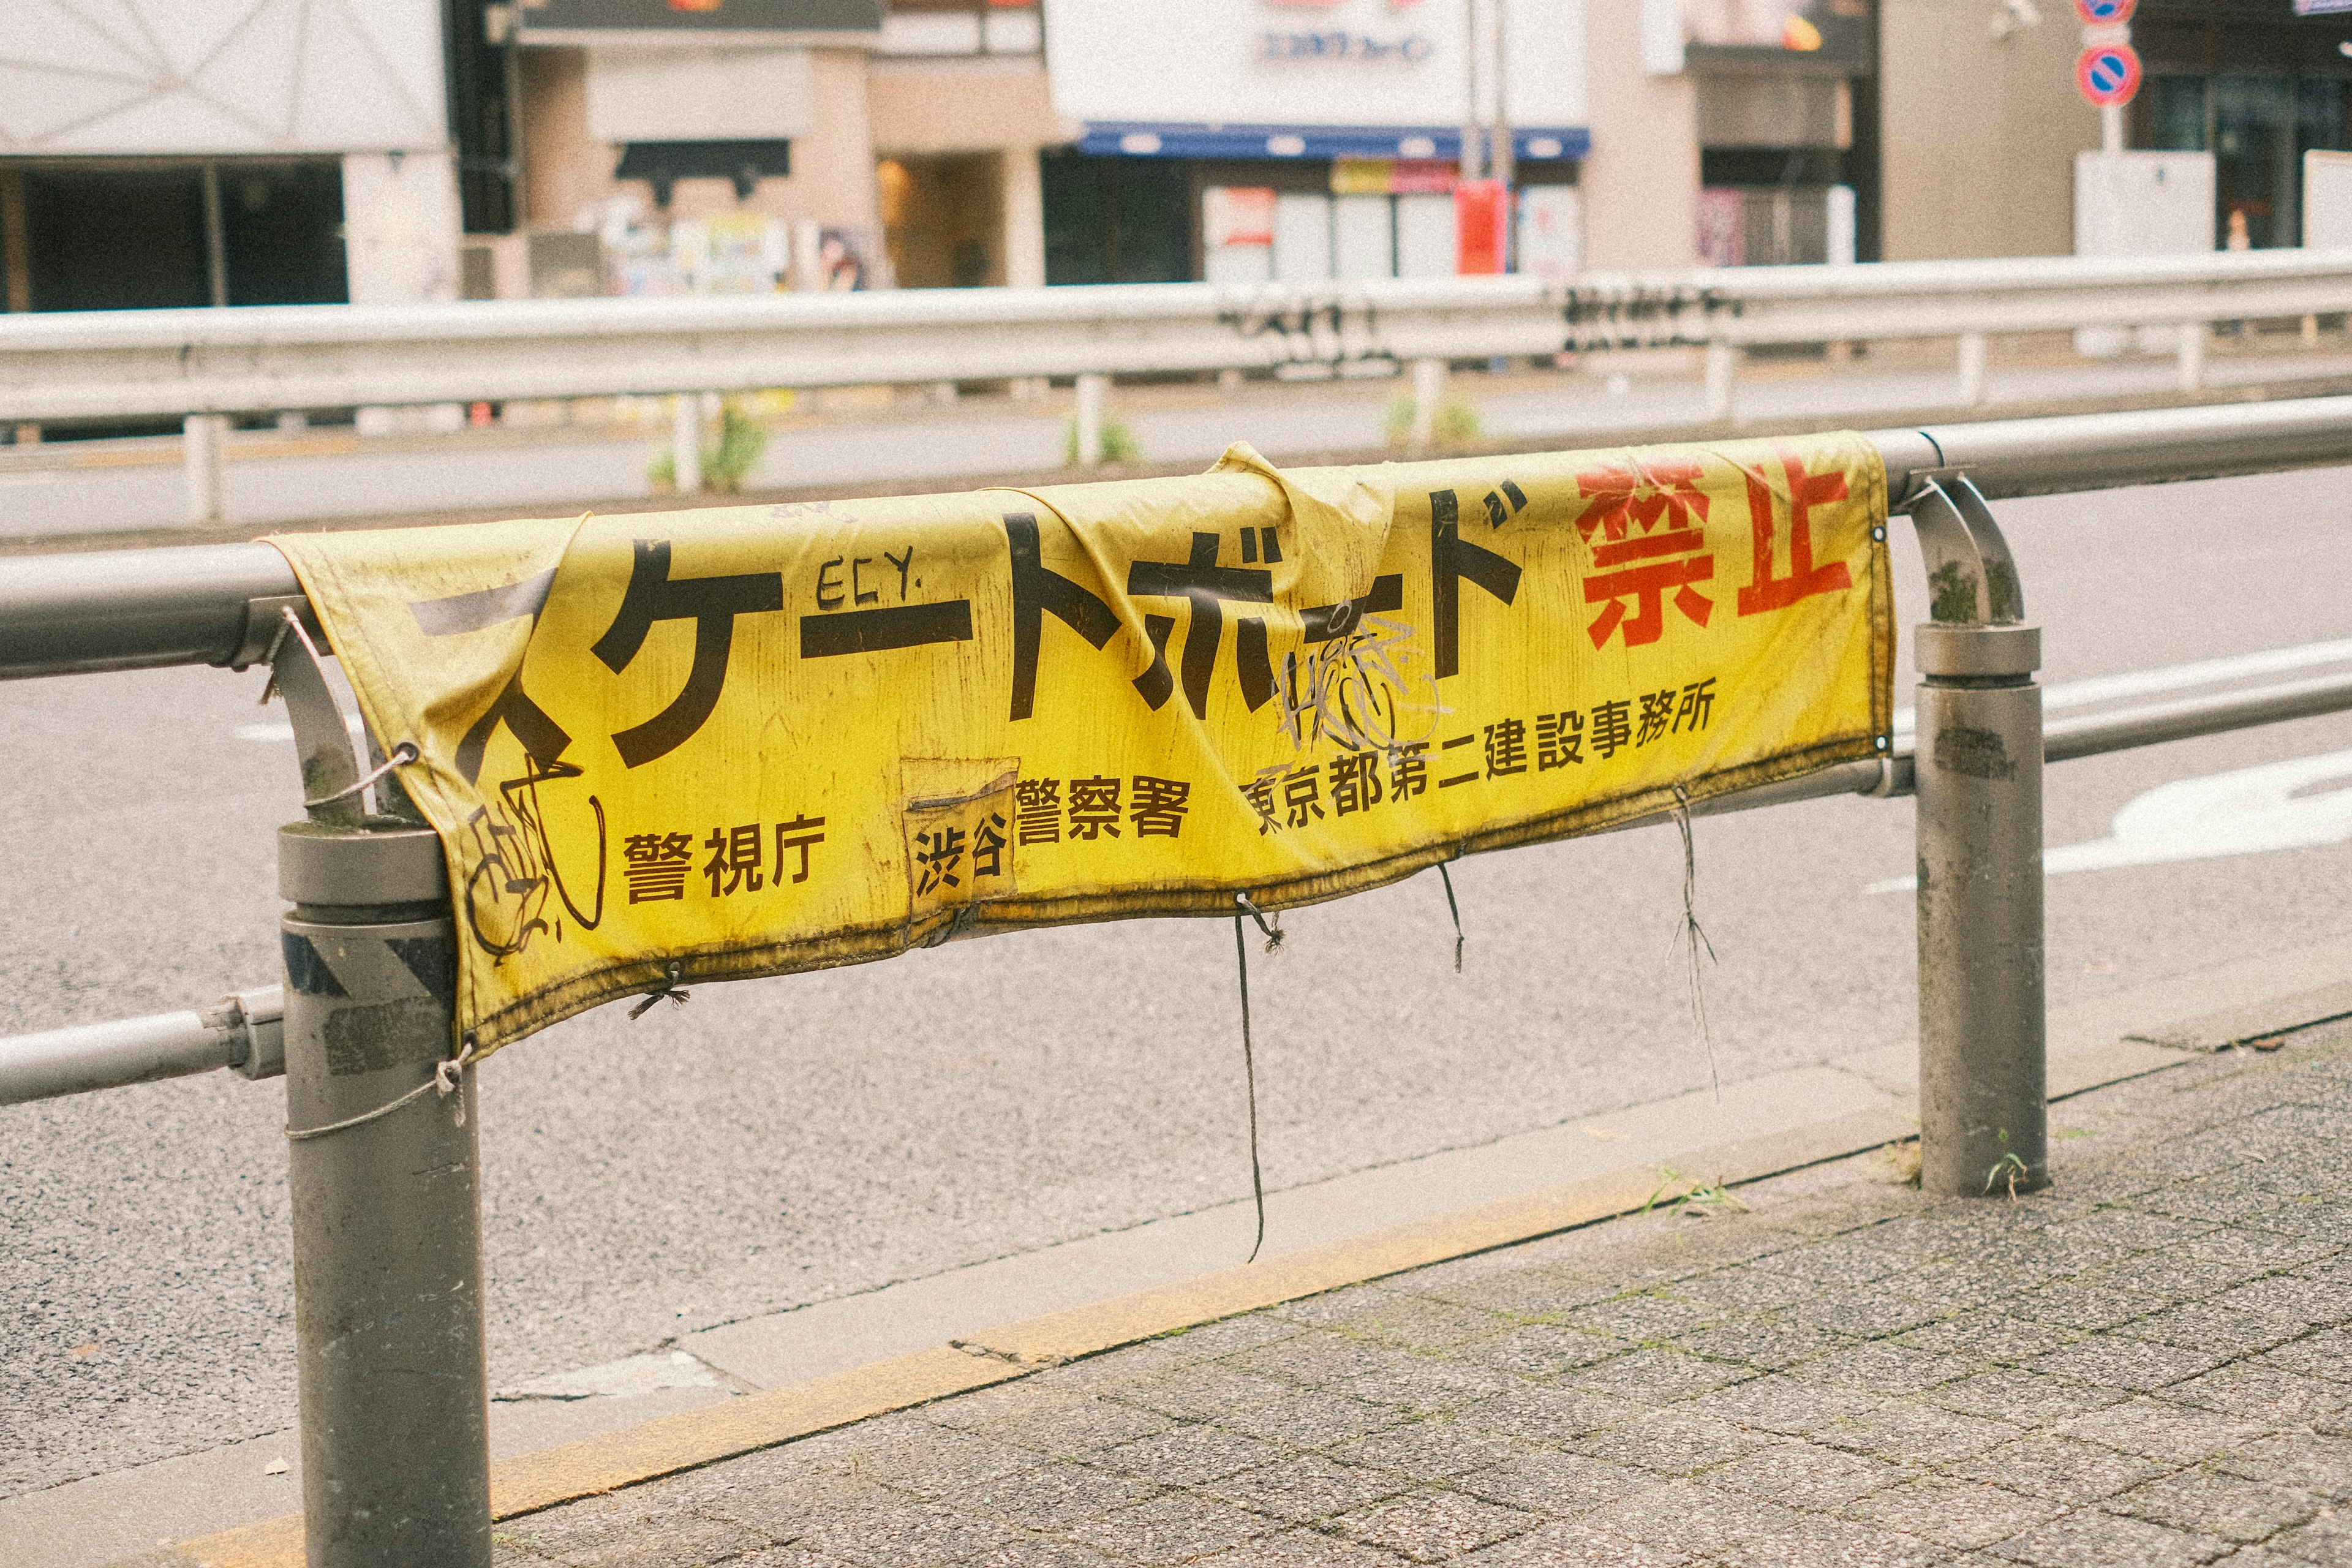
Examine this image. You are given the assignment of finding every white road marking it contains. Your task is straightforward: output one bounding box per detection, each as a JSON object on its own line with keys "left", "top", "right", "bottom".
{"left": 1868, "top": 747, "right": 2352, "bottom": 892}
{"left": 236, "top": 714, "right": 366, "bottom": 742}
{"left": 1892, "top": 636, "right": 2352, "bottom": 736}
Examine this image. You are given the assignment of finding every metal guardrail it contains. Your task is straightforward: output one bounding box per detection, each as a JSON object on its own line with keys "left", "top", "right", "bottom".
{"left": 6, "top": 249, "right": 2352, "bottom": 519}
{"left": 6, "top": 398, "right": 2352, "bottom": 1564}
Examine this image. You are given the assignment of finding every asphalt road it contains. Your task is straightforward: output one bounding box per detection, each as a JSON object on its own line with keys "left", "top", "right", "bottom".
{"left": 3, "top": 464, "right": 2350, "bottom": 1501}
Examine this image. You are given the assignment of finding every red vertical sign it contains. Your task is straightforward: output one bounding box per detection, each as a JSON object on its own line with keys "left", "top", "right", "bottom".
{"left": 1455, "top": 179, "right": 1507, "bottom": 275}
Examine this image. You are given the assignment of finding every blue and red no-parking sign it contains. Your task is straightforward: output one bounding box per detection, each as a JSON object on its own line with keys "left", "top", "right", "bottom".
{"left": 2073, "top": 0, "right": 2136, "bottom": 23}
{"left": 2077, "top": 43, "right": 2143, "bottom": 107}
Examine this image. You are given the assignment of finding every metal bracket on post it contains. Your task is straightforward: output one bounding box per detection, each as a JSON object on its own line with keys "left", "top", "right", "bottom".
{"left": 268, "top": 611, "right": 491, "bottom": 1567}
{"left": 1893, "top": 469, "right": 2047, "bottom": 1200}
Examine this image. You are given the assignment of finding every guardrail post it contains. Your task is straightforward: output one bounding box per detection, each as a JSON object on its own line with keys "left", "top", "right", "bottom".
{"left": 671, "top": 394, "right": 705, "bottom": 496}
{"left": 1703, "top": 339, "right": 1736, "bottom": 424}
{"left": 1411, "top": 357, "right": 1445, "bottom": 448}
{"left": 1075, "top": 372, "right": 1109, "bottom": 467}
{"left": 279, "top": 820, "right": 490, "bottom": 1567}
{"left": 2177, "top": 321, "right": 2207, "bottom": 394}
{"left": 1956, "top": 333, "right": 1989, "bottom": 409}
{"left": 184, "top": 413, "right": 226, "bottom": 526}
{"left": 1915, "top": 619, "right": 2047, "bottom": 1199}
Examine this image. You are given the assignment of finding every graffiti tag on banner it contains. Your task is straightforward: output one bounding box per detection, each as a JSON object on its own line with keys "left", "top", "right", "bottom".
{"left": 268, "top": 435, "right": 1893, "bottom": 1054}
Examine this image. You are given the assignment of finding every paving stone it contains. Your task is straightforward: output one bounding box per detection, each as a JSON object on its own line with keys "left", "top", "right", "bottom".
{"left": 1896, "top": 1261, "right": 2068, "bottom": 1311}
{"left": 1200, "top": 1453, "right": 1412, "bottom": 1525}
{"left": 2267, "top": 1511, "right": 2352, "bottom": 1564}
{"left": 1214, "top": 1387, "right": 1411, "bottom": 1450}
{"left": 1559, "top": 1347, "right": 1755, "bottom": 1404}
{"left": 1457, "top": 1517, "right": 1697, "bottom": 1566}
{"left": 1113, "top": 1366, "right": 1290, "bottom": 1427}
{"left": 1094, "top": 1423, "right": 1285, "bottom": 1487}
{"left": 955, "top": 1541, "right": 1116, "bottom": 1568}
{"left": 2077, "top": 1254, "right": 2256, "bottom": 1303}
{"left": 1452, "top": 1449, "right": 1656, "bottom": 1517}
{"left": 1988, "top": 1508, "right": 2233, "bottom": 1567}
{"left": 793, "top": 1498, "right": 1027, "bottom": 1568}
{"left": 1190, "top": 1529, "right": 1403, "bottom": 1566}
{"left": 1667, "top": 1266, "right": 1820, "bottom": 1313}
{"left": 2169, "top": 1362, "right": 2352, "bottom": 1425}
{"left": 1792, "top": 1341, "right": 1973, "bottom": 1396}
{"left": 1232, "top": 1332, "right": 1423, "bottom": 1394}
{"left": 954, "top": 1460, "right": 1163, "bottom": 1523}
{"left": 1570, "top": 1410, "right": 1772, "bottom": 1475}
{"left": 1946, "top": 1433, "right": 2174, "bottom": 1504}
{"left": 1040, "top": 1341, "right": 1200, "bottom": 1395}
{"left": 1708, "top": 1513, "right": 1950, "bottom": 1568}
{"left": 2180, "top": 1228, "right": 2337, "bottom": 1272}
{"left": 1329, "top": 1295, "right": 1526, "bottom": 1350}
{"left": 1300, "top": 1352, "right": 1516, "bottom": 1414}
{"left": 1779, "top": 1286, "right": 1954, "bottom": 1340}
{"left": 1562, "top": 1292, "right": 1725, "bottom": 1343}
{"left": 1815, "top": 1402, "right": 2023, "bottom": 1466}
{"left": 2001, "top": 1282, "right": 2157, "bottom": 1334}
{"left": 1417, "top": 1263, "right": 1632, "bottom": 1320}
{"left": 1749, "top": 1237, "right": 1916, "bottom": 1286}
{"left": 2123, "top": 1301, "right": 2308, "bottom": 1358}
{"left": 2137, "top": 1181, "right": 2293, "bottom": 1226}
{"left": 1062, "top": 1491, "right": 1281, "bottom": 1564}
{"left": 1331, "top": 1487, "right": 1542, "bottom": 1562}
{"left": 1694, "top": 1371, "right": 1885, "bottom": 1436}
{"left": 2042, "top": 1210, "right": 2220, "bottom": 1255}
{"left": 2027, "top": 1336, "right": 2231, "bottom": 1393}
{"left": 501, "top": 1491, "right": 774, "bottom": 1567}
{"left": 1328, "top": 1415, "right": 1525, "bottom": 1481}
{"left": 2108, "top": 1468, "right": 2321, "bottom": 1544}
{"left": 1847, "top": 1475, "right": 2065, "bottom": 1549}
{"left": 2241, "top": 1201, "right": 2352, "bottom": 1246}
{"left": 1705, "top": 1439, "right": 1910, "bottom": 1508}
{"left": 2057, "top": 1397, "right": 2275, "bottom": 1465}
{"left": 2220, "top": 1278, "right": 2352, "bottom": 1330}
{"left": 1573, "top": 1479, "right": 1800, "bottom": 1555}
{"left": 1156, "top": 1314, "right": 1308, "bottom": 1362}
{"left": 1896, "top": 1311, "right": 2080, "bottom": 1366}
{"left": 1925, "top": 1366, "right": 2128, "bottom": 1425}
{"left": 835, "top": 1426, "right": 1039, "bottom": 1496}
{"left": 2214, "top": 1431, "right": 2352, "bottom": 1501}
{"left": 1668, "top": 1316, "right": 1852, "bottom": 1371}
{"left": 1272, "top": 1285, "right": 1416, "bottom": 1329}
{"left": 1453, "top": 1384, "right": 1653, "bottom": 1445}
{"left": 1447, "top": 1324, "right": 1626, "bottom": 1381}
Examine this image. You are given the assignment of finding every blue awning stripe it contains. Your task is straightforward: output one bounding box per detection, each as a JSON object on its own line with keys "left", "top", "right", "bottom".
{"left": 1074, "top": 123, "right": 1591, "bottom": 163}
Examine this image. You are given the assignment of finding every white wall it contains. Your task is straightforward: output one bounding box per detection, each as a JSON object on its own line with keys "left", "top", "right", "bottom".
{"left": 1044, "top": 0, "right": 1584, "bottom": 130}
{"left": 0, "top": 0, "right": 446, "bottom": 154}
{"left": 344, "top": 151, "right": 464, "bottom": 306}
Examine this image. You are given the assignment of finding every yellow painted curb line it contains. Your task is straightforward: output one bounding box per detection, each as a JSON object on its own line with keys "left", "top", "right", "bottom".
{"left": 170, "top": 1106, "right": 1924, "bottom": 1567}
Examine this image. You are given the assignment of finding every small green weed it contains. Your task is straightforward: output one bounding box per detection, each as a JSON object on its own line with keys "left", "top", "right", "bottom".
{"left": 1383, "top": 393, "right": 1486, "bottom": 449}
{"left": 1641, "top": 1166, "right": 1751, "bottom": 1220}
{"left": 1065, "top": 413, "right": 1143, "bottom": 465}
{"left": 647, "top": 400, "right": 771, "bottom": 494}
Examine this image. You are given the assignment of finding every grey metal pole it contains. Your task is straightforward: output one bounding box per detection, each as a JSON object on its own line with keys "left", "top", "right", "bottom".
{"left": 1913, "top": 620, "right": 2046, "bottom": 1198}
{"left": 279, "top": 820, "right": 490, "bottom": 1568}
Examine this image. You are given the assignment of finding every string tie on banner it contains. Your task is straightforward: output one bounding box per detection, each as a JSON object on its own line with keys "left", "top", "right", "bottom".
{"left": 286, "top": 1038, "right": 476, "bottom": 1142}
{"left": 1436, "top": 861, "right": 1466, "bottom": 973}
{"left": 627, "top": 961, "right": 691, "bottom": 1020}
{"left": 1670, "top": 785, "right": 1722, "bottom": 1099}
{"left": 1231, "top": 900, "right": 1272, "bottom": 1265}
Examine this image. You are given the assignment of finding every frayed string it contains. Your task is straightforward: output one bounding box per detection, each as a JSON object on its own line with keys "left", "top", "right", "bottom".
{"left": 1436, "top": 861, "right": 1464, "bottom": 973}
{"left": 628, "top": 960, "right": 691, "bottom": 1020}
{"left": 1232, "top": 898, "right": 1271, "bottom": 1264}
{"left": 1669, "top": 785, "right": 1721, "bottom": 1099}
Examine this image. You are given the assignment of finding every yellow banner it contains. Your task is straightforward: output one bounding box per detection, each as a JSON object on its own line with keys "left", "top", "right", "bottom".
{"left": 270, "top": 436, "right": 1891, "bottom": 1053}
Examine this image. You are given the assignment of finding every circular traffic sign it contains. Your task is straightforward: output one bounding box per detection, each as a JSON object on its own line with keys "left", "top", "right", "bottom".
{"left": 2077, "top": 43, "right": 2142, "bottom": 107}
{"left": 2073, "top": 0, "right": 2135, "bottom": 23}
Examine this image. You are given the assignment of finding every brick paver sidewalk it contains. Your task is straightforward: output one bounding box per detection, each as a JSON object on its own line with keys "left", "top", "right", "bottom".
{"left": 493, "top": 1032, "right": 2352, "bottom": 1566}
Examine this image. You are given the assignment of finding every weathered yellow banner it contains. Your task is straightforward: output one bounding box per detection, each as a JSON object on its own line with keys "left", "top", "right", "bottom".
{"left": 271, "top": 437, "right": 1891, "bottom": 1052}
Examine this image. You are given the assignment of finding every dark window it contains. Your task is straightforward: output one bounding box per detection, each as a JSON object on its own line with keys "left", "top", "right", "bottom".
{"left": 23, "top": 167, "right": 208, "bottom": 312}
{"left": 221, "top": 162, "right": 347, "bottom": 306}
{"left": 1042, "top": 151, "right": 1193, "bottom": 284}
